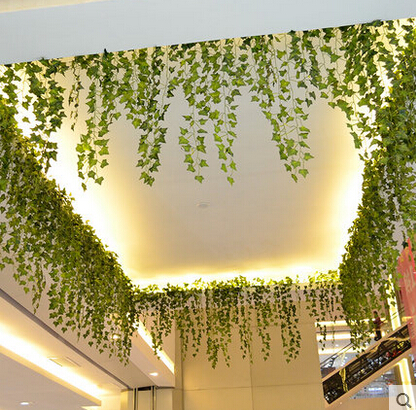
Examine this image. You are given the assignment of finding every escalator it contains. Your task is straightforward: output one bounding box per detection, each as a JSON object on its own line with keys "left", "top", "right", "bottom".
{"left": 322, "top": 323, "right": 411, "bottom": 408}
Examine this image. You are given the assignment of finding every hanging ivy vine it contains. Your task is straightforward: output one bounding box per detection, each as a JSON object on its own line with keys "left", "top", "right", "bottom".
{"left": 339, "top": 21, "right": 416, "bottom": 343}
{"left": 0, "top": 103, "right": 137, "bottom": 361}
{"left": 0, "top": 18, "right": 415, "bottom": 366}
{"left": 136, "top": 272, "right": 340, "bottom": 366}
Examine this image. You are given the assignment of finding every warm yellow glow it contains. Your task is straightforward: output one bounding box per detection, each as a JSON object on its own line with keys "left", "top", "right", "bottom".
{"left": 317, "top": 320, "right": 348, "bottom": 327}
{"left": 318, "top": 347, "right": 357, "bottom": 355}
{"left": 133, "top": 265, "right": 316, "bottom": 288}
{"left": 46, "top": 153, "right": 123, "bottom": 259}
{"left": 0, "top": 323, "right": 103, "bottom": 401}
{"left": 135, "top": 322, "right": 175, "bottom": 374}
{"left": 316, "top": 332, "right": 351, "bottom": 341}
{"left": 390, "top": 304, "right": 402, "bottom": 330}
{"left": 398, "top": 359, "right": 416, "bottom": 407}
{"left": 316, "top": 319, "right": 373, "bottom": 327}
{"left": 398, "top": 359, "right": 412, "bottom": 384}
{"left": 388, "top": 296, "right": 415, "bottom": 406}
{"left": 334, "top": 171, "right": 363, "bottom": 265}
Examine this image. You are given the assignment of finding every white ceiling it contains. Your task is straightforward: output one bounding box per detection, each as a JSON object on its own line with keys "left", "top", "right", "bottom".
{"left": 0, "top": 0, "right": 416, "bottom": 64}
{"left": 0, "top": 352, "right": 97, "bottom": 410}
{"left": 48, "top": 88, "right": 364, "bottom": 286}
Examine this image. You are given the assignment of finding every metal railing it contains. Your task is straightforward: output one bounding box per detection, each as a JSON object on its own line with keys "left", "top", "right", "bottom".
{"left": 320, "top": 307, "right": 405, "bottom": 374}
{"left": 322, "top": 323, "right": 411, "bottom": 405}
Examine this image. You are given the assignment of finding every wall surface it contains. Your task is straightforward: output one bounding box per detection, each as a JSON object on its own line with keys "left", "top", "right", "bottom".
{"left": 1, "top": 0, "right": 416, "bottom": 64}
{"left": 336, "top": 397, "right": 389, "bottom": 410}
{"left": 178, "top": 306, "right": 325, "bottom": 410}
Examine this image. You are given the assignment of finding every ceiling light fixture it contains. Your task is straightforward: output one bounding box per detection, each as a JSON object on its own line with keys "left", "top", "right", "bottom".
{"left": 149, "top": 372, "right": 158, "bottom": 377}
{"left": 48, "top": 356, "right": 80, "bottom": 367}
{"left": 196, "top": 202, "right": 210, "bottom": 209}
{"left": 19, "top": 402, "right": 32, "bottom": 406}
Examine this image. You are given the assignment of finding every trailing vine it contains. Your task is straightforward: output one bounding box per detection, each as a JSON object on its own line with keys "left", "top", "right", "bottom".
{"left": 0, "top": 102, "right": 136, "bottom": 360}
{"left": 136, "top": 272, "right": 341, "bottom": 366}
{"left": 0, "top": 18, "right": 416, "bottom": 366}
{"left": 339, "top": 21, "right": 416, "bottom": 343}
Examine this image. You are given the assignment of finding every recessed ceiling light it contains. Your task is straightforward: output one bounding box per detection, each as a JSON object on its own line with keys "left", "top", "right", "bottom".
{"left": 149, "top": 372, "right": 158, "bottom": 377}
{"left": 48, "top": 357, "right": 80, "bottom": 367}
{"left": 196, "top": 202, "right": 210, "bottom": 209}
{"left": 0, "top": 328, "right": 102, "bottom": 399}
{"left": 20, "top": 402, "right": 32, "bottom": 406}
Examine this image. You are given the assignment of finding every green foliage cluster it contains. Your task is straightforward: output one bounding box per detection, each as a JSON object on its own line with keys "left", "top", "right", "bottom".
{"left": 338, "top": 21, "right": 416, "bottom": 342}
{"left": 0, "top": 100, "right": 136, "bottom": 360}
{"left": 0, "top": 18, "right": 415, "bottom": 365}
{"left": 137, "top": 272, "right": 340, "bottom": 366}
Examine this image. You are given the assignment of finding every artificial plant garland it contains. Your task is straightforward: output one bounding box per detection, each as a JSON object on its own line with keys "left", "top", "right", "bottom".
{"left": 0, "top": 18, "right": 415, "bottom": 365}
{"left": 339, "top": 23, "right": 416, "bottom": 341}
{"left": 0, "top": 102, "right": 136, "bottom": 361}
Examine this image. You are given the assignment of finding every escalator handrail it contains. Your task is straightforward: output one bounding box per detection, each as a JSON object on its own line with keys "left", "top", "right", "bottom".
{"left": 322, "top": 321, "right": 408, "bottom": 379}
{"left": 322, "top": 322, "right": 411, "bottom": 405}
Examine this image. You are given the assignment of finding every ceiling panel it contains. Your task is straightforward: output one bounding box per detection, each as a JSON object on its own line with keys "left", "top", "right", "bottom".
{"left": 0, "top": 0, "right": 415, "bottom": 64}
{"left": 47, "top": 92, "right": 364, "bottom": 285}
{"left": 0, "top": 353, "right": 96, "bottom": 410}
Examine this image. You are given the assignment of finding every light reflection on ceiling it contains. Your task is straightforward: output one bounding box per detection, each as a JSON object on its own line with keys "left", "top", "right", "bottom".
{"left": 45, "top": 94, "right": 363, "bottom": 287}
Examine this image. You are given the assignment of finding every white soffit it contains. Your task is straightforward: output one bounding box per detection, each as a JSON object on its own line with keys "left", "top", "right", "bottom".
{"left": 0, "top": 0, "right": 111, "bottom": 13}
{"left": 0, "top": 268, "right": 172, "bottom": 389}
{"left": 0, "top": 352, "right": 97, "bottom": 410}
{"left": 0, "top": 0, "right": 415, "bottom": 64}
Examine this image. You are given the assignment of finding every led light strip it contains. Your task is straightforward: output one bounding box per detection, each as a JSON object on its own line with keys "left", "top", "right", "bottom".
{"left": 316, "top": 319, "right": 373, "bottom": 327}
{"left": 316, "top": 332, "right": 351, "bottom": 341}
{"left": 135, "top": 322, "right": 175, "bottom": 374}
{"left": 318, "top": 347, "right": 357, "bottom": 355}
